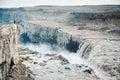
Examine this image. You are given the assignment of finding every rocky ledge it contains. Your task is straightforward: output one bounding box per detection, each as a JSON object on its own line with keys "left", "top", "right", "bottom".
{"left": 0, "top": 24, "right": 33, "bottom": 80}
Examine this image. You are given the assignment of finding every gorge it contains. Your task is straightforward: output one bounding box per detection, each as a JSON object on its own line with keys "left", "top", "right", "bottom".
{"left": 0, "top": 5, "right": 120, "bottom": 80}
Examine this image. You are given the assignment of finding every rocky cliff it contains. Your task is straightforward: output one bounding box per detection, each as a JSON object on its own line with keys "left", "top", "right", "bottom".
{"left": 0, "top": 24, "right": 20, "bottom": 80}
{"left": 0, "top": 24, "right": 33, "bottom": 80}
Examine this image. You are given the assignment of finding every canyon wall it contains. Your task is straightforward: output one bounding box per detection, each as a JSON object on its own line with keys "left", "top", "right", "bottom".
{"left": 0, "top": 24, "right": 34, "bottom": 80}
{"left": 19, "top": 22, "right": 80, "bottom": 52}
{"left": 0, "top": 24, "right": 20, "bottom": 80}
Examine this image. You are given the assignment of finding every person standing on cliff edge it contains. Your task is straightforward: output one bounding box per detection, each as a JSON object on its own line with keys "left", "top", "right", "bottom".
{"left": 14, "top": 18, "right": 16, "bottom": 24}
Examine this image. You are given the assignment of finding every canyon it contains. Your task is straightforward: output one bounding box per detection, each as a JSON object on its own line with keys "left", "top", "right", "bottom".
{"left": 0, "top": 5, "right": 120, "bottom": 80}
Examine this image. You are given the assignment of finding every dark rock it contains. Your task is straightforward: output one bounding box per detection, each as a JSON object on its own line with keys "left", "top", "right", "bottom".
{"left": 66, "top": 37, "right": 79, "bottom": 53}
{"left": 76, "top": 64, "right": 82, "bottom": 68}
{"left": 32, "top": 51, "right": 39, "bottom": 54}
{"left": 34, "top": 62, "right": 38, "bottom": 64}
{"left": 19, "top": 32, "right": 31, "bottom": 44}
{"left": 58, "top": 55, "right": 69, "bottom": 65}
{"left": 49, "top": 71, "right": 54, "bottom": 73}
{"left": 46, "top": 67, "right": 49, "bottom": 69}
{"left": 83, "top": 68, "right": 93, "bottom": 74}
{"left": 45, "top": 54, "right": 56, "bottom": 57}
{"left": 43, "top": 60, "right": 47, "bottom": 63}
{"left": 61, "top": 59, "right": 69, "bottom": 65}
{"left": 65, "top": 67, "right": 71, "bottom": 70}
{"left": 58, "top": 70, "right": 63, "bottom": 73}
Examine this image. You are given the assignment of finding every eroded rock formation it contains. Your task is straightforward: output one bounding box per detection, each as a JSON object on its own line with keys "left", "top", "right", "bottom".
{"left": 0, "top": 24, "right": 20, "bottom": 80}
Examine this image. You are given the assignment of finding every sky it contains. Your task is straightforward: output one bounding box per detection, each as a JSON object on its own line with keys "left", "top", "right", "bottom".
{"left": 0, "top": 0, "right": 120, "bottom": 8}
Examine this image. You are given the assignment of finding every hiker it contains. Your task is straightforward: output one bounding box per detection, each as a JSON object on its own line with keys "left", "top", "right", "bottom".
{"left": 14, "top": 18, "right": 16, "bottom": 24}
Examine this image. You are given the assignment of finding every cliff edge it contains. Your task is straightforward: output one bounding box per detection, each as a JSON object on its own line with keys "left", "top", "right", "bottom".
{"left": 0, "top": 24, "right": 20, "bottom": 80}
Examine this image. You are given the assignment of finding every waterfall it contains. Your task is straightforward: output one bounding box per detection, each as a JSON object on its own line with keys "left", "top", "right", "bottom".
{"left": 77, "top": 39, "right": 98, "bottom": 59}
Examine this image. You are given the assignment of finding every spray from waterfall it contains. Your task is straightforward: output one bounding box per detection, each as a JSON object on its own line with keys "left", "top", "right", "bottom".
{"left": 18, "top": 41, "right": 110, "bottom": 80}
{"left": 19, "top": 43, "right": 86, "bottom": 65}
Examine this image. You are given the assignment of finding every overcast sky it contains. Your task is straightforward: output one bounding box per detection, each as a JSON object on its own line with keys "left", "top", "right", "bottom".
{"left": 0, "top": 0, "right": 120, "bottom": 8}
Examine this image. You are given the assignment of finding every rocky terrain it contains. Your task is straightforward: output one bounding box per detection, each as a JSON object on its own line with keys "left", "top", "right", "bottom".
{"left": 0, "top": 5, "right": 120, "bottom": 80}
{"left": 0, "top": 24, "right": 19, "bottom": 80}
{"left": 0, "top": 24, "right": 33, "bottom": 80}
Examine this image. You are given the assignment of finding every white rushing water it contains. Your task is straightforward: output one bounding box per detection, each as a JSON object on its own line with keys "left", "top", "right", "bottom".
{"left": 19, "top": 43, "right": 87, "bottom": 80}
{"left": 19, "top": 43, "right": 112, "bottom": 80}
{"left": 20, "top": 43, "right": 86, "bottom": 65}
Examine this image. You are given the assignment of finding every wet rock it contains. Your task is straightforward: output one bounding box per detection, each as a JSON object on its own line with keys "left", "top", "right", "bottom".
{"left": 83, "top": 68, "right": 93, "bottom": 74}
{"left": 32, "top": 51, "right": 39, "bottom": 54}
{"left": 58, "top": 55, "right": 69, "bottom": 65}
{"left": 61, "top": 59, "right": 69, "bottom": 65}
{"left": 18, "top": 47, "right": 33, "bottom": 54}
{"left": 21, "top": 56, "right": 33, "bottom": 61}
{"left": 45, "top": 53, "right": 56, "bottom": 57}
{"left": 34, "top": 62, "right": 38, "bottom": 64}
{"left": 58, "top": 55, "right": 65, "bottom": 60}
{"left": 58, "top": 70, "right": 63, "bottom": 74}
{"left": 48, "top": 58, "right": 54, "bottom": 60}
{"left": 76, "top": 64, "right": 82, "bottom": 68}
{"left": 49, "top": 71, "right": 54, "bottom": 73}
{"left": 39, "top": 63, "right": 47, "bottom": 67}
{"left": 78, "top": 64, "right": 86, "bottom": 68}
{"left": 65, "top": 67, "right": 71, "bottom": 70}
{"left": 43, "top": 60, "right": 47, "bottom": 63}
{"left": 46, "top": 67, "right": 49, "bottom": 69}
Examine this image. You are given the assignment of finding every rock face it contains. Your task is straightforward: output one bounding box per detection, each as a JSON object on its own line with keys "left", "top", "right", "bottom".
{"left": 0, "top": 24, "right": 20, "bottom": 80}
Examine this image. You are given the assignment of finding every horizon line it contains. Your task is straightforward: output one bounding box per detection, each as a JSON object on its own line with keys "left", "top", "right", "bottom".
{"left": 0, "top": 4, "right": 120, "bottom": 8}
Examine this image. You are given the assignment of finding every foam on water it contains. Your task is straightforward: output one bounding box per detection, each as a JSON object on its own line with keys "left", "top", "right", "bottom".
{"left": 19, "top": 43, "right": 86, "bottom": 65}
{"left": 19, "top": 43, "right": 110, "bottom": 80}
